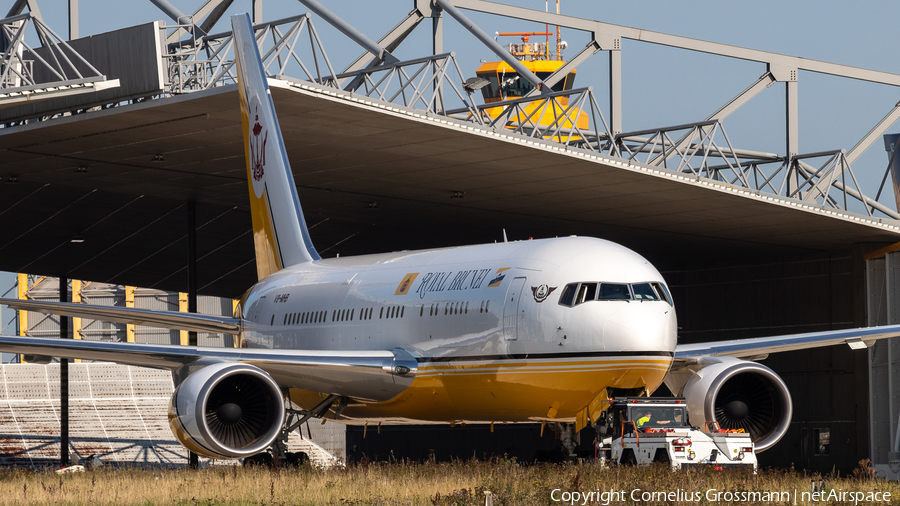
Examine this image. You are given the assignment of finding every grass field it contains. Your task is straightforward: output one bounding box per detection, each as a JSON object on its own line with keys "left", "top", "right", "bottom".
{"left": 0, "top": 459, "right": 897, "bottom": 505}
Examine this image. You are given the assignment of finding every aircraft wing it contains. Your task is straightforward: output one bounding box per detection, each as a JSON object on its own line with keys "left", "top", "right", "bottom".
{"left": 0, "top": 334, "right": 415, "bottom": 402}
{"left": 0, "top": 298, "right": 241, "bottom": 334}
{"left": 673, "top": 324, "right": 900, "bottom": 365}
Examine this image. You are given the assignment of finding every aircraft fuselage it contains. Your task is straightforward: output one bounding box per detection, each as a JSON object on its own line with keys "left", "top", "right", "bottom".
{"left": 240, "top": 236, "right": 677, "bottom": 424}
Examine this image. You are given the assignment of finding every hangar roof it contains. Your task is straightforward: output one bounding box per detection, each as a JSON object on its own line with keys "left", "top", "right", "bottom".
{"left": 1, "top": 80, "right": 898, "bottom": 297}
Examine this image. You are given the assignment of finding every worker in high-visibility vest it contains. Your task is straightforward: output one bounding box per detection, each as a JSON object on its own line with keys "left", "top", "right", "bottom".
{"left": 637, "top": 410, "right": 652, "bottom": 427}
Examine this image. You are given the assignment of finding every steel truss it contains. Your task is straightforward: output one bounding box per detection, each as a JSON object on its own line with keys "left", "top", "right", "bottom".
{"left": 319, "top": 52, "right": 476, "bottom": 117}
{"left": 0, "top": 11, "right": 117, "bottom": 102}
{"left": 164, "top": 13, "right": 336, "bottom": 94}
{"left": 10, "top": 0, "right": 900, "bottom": 219}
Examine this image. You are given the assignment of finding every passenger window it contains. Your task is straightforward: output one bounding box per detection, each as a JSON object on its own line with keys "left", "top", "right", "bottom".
{"left": 652, "top": 282, "right": 673, "bottom": 306}
{"left": 465, "top": 302, "right": 469, "bottom": 314}
{"left": 632, "top": 283, "right": 659, "bottom": 301}
{"left": 380, "top": 307, "right": 384, "bottom": 319}
{"left": 598, "top": 283, "right": 631, "bottom": 300}
{"left": 401, "top": 306, "right": 405, "bottom": 318}
{"left": 485, "top": 300, "right": 489, "bottom": 312}
{"left": 351, "top": 309, "right": 355, "bottom": 320}
{"left": 558, "top": 283, "right": 577, "bottom": 307}
{"left": 575, "top": 283, "right": 597, "bottom": 305}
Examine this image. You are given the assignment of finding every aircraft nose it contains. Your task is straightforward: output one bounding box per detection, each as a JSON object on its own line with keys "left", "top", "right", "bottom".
{"left": 602, "top": 303, "right": 676, "bottom": 352}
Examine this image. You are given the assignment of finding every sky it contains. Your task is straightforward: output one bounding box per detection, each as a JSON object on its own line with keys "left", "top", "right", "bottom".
{"left": 4, "top": 0, "right": 900, "bottom": 341}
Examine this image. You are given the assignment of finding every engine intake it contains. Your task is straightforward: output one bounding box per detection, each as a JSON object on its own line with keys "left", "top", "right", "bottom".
{"left": 169, "top": 362, "right": 284, "bottom": 459}
{"left": 682, "top": 360, "right": 792, "bottom": 452}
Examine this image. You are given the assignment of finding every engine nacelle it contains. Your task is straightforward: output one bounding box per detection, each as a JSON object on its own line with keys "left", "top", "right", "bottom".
{"left": 682, "top": 359, "right": 792, "bottom": 452}
{"left": 168, "top": 362, "right": 284, "bottom": 459}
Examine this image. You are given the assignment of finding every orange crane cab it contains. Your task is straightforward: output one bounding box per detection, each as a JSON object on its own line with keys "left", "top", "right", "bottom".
{"left": 474, "top": 32, "right": 589, "bottom": 131}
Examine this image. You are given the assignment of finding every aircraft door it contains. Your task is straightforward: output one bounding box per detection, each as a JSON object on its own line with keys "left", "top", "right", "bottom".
{"left": 503, "top": 277, "right": 526, "bottom": 340}
{"left": 249, "top": 295, "right": 266, "bottom": 323}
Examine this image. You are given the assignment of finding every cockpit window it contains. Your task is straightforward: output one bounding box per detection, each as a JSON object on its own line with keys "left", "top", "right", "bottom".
{"left": 558, "top": 284, "right": 576, "bottom": 306}
{"left": 652, "top": 282, "right": 673, "bottom": 306}
{"left": 559, "top": 281, "right": 672, "bottom": 307}
{"left": 575, "top": 283, "right": 597, "bottom": 305}
{"left": 632, "top": 283, "right": 660, "bottom": 301}
{"left": 598, "top": 283, "right": 631, "bottom": 300}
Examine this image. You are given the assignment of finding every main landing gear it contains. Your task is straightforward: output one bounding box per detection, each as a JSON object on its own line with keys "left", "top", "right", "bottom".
{"left": 243, "top": 394, "right": 347, "bottom": 467}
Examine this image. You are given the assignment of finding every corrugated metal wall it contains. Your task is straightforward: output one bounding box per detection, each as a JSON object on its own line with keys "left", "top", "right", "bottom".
{"left": 866, "top": 252, "right": 900, "bottom": 478}
{"left": 19, "top": 277, "right": 234, "bottom": 349}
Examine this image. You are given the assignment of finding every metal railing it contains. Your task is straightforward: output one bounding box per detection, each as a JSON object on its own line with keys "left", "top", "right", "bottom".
{"left": 0, "top": 12, "right": 107, "bottom": 90}
{"left": 616, "top": 120, "right": 748, "bottom": 186}
{"left": 455, "top": 87, "right": 615, "bottom": 151}
{"left": 319, "top": 52, "right": 478, "bottom": 117}
{"left": 163, "top": 14, "right": 337, "bottom": 94}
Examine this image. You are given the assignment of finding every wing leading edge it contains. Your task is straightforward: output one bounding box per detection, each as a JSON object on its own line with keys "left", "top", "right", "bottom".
{"left": 674, "top": 324, "right": 900, "bottom": 365}
{"left": 0, "top": 298, "right": 241, "bottom": 334}
{"left": 0, "top": 334, "right": 417, "bottom": 402}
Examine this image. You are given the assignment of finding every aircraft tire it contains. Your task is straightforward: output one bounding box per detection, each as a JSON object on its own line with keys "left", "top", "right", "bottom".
{"left": 285, "top": 451, "right": 309, "bottom": 467}
{"left": 243, "top": 452, "right": 274, "bottom": 467}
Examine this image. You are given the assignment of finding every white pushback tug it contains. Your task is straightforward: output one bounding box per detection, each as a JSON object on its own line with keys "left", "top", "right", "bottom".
{"left": 598, "top": 397, "right": 757, "bottom": 472}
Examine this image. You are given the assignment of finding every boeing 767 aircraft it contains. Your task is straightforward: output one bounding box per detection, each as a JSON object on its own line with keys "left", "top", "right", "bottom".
{"left": 0, "top": 14, "right": 898, "bottom": 460}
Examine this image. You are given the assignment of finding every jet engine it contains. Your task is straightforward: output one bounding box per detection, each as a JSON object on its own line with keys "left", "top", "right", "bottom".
{"left": 681, "top": 360, "right": 792, "bottom": 452}
{"left": 168, "top": 362, "right": 285, "bottom": 459}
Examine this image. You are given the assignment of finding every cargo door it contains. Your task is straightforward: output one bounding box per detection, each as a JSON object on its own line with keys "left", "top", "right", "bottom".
{"left": 503, "top": 277, "right": 526, "bottom": 340}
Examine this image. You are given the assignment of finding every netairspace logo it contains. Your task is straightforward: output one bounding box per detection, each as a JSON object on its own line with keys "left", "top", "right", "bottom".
{"left": 550, "top": 488, "right": 893, "bottom": 505}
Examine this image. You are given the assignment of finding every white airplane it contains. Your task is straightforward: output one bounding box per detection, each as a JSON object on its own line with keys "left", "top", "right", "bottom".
{"left": 0, "top": 13, "right": 898, "bottom": 460}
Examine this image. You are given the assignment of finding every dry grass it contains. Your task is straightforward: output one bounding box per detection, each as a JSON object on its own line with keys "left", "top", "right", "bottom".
{"left": 0, "top": 459, "right": 896, "bottom": 505}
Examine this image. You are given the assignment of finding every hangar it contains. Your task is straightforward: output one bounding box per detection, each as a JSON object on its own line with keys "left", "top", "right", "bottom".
{"left": 3, "top": 0, "right": 900, "bottom": 472}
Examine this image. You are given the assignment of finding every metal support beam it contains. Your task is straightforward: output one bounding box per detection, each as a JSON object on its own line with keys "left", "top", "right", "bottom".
{"left": 338, "top": 8, "right": 424, "bottom": 90}
{"left": 196, "top": 0, "right": 234, "bottom": 34}
{"left": 187, "top": 201, "right": 197, "bottom": 348}
{"left": 253, "top": 0, "right": 262, "bottom": 24}
{"left": 708, "top": 73, "right": 776, "bottom": 121}
{"left": 797, "top": 160, "right": 900, "bottom": 219}
{"left": 644, "top": 73, "right": 778, "bottom": 168}
{"left": 846, "top": 102, "right": 900, "bottom": 166}
{"left": 526, "top": 39, "right": 601, "bottom": 96}
{"left": 59, "top": 274, "right": 69, "bottom": 468}
{"left": 609, "top": 49, "right": 622, "bottom": 136}
{"left": 72, "top": 280, "right": 82, "bottom": 365}
{"left": 432, "top": 7, "right": 444, "bottom": 113}
{"left": 6, "top": 0, "right": 41, "bottom": 21}
{"left": 149, "top": 0, "right": 193, "bottom": 27}
{"left": 434, "top": 0, "right": 546, "bottom": 92}
{"left": 451, "top": 0, "right": 900, "bottom": 87}
{"left": 67, "top": 0, "right": 77, "bottom": 40}
{"left": 186, "top": 201, "right": 198, "bottom": 470}
{"left": 342, "top": 8, "right": 424, "bottom": 75}
{"left": 786, "top": 80, "right": 799, "bottom": 195}
{"left": 125, "top": 286, "right": 135, "bottom": 343}
{"left": 298, "top": 0, "right": 399, "bottom": 65}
